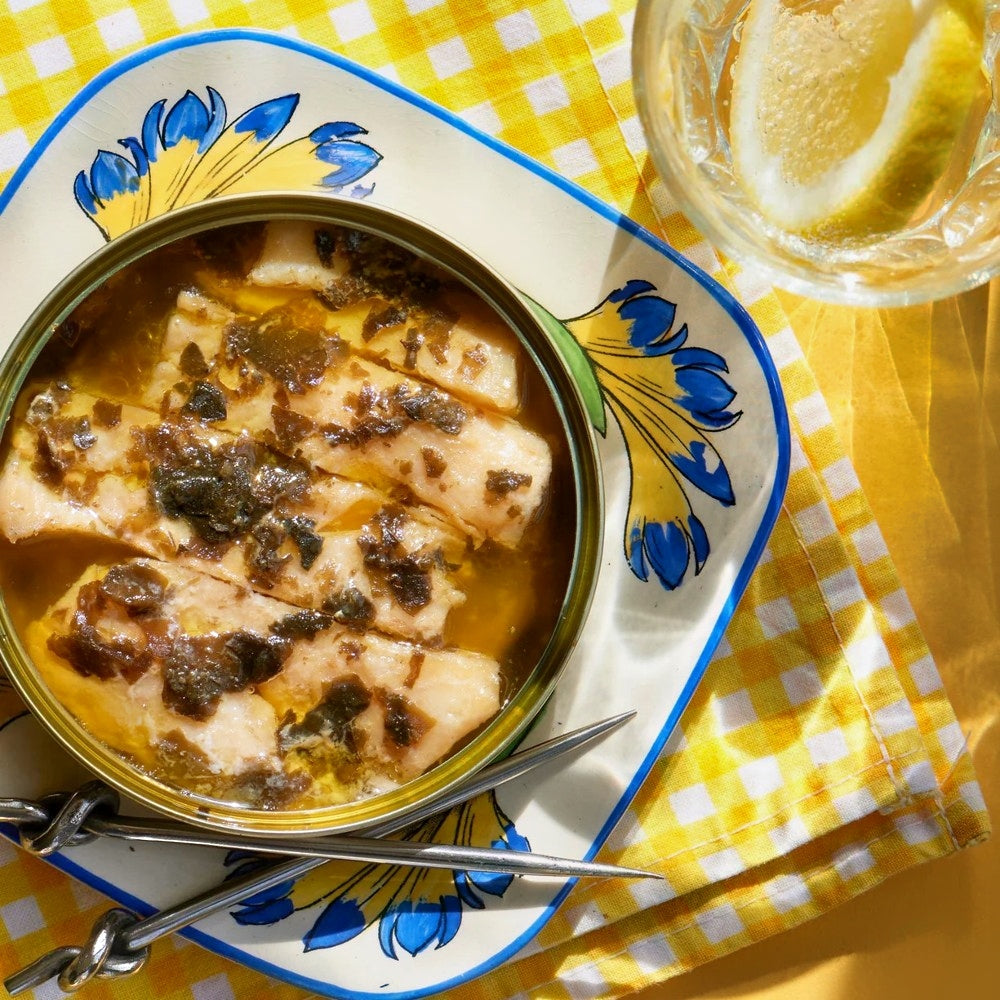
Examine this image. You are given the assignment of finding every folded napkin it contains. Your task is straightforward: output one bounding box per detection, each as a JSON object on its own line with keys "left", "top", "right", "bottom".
{"left": 0, "top": 3, "right": 990, "bottom": 999}
{"left": 465, "top": 281, "right": 990, "bottom": 995}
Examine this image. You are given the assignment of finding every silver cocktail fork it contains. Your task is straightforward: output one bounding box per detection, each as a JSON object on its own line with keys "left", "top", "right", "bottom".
{"left": 2, "top": 710, "right": 651, "bottom": 994}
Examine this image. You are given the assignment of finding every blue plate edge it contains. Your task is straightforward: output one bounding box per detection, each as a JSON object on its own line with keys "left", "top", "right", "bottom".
{"left": 0, "top": 26, "right": 793, "bottom": 1000}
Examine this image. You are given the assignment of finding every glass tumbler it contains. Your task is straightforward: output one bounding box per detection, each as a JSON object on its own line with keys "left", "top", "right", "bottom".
{"left": 632, "top": 0, "right": 1000, "bottom": 306}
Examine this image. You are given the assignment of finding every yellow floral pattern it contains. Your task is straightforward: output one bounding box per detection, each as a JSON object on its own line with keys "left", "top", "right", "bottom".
{"left": 73, "top": 88, "right": 382, "bottom": 240}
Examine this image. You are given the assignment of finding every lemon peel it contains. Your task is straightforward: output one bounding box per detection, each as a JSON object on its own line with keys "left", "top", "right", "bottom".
{"left": 730, "top": 0, "right": 985, "bottom": 240}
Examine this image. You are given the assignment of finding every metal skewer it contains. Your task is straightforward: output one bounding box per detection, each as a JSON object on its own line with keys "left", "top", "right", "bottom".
{"left": 87, "top": 813, "right": 652, "bottom": 879}
{"left": 4, "top": 710, "right": 646, "bottom": 995}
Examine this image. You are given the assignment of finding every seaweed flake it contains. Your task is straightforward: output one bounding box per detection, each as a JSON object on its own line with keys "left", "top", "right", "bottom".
{"left": 48, "top": 627, "right": 152, "bottom": 684}
{"left": 358, "top": 507, "right": 435, "bottom": 613}
{"left": 245, "top": 515, "right": 290, "bottom": 588}
{"left": 315, "top": 273, "right": 370, "bottom": 311}
{"left": 162, "top": 630, "right": 292, "bottom": 719}
{"left": 99, "top": 563, "right": 169, "bottom": 616}
{"left": 362, "top": 301, "right": 408, "bottom": 342}
{"left": 420, "top": 446, "right": 447, "bottom": 479}
{"left": 269, "top": 609, "right": 334, "bottom": 641}
{"left": 377, "top": 688, "right": 434, "bottom": 748}
{"left": 179, "top": 341, "right": 211, "bottom": 378}
{"left": 485, "top": 468, "right": 532, "bottom": 501}
{"left": 278, "top": 673, "right": 371, "bottom": 752}
{"left": 400, "top": 328, "right": 424, "bottom": 370}
{"left": 404, "top": 650, "right": 425, "bottom": 688}
{"left": 227, "top": 312, "right": 333, "bottom": 394}
{"left": 33, "top": 427, "right": 75, "bottom": 484}
{"left": 144, "top": 422, "right": 310, "bottom": 544}
{"left": 395, "top": 385, "right": 466, "bottom": 435}
{"left": 314, "top": 227, "right": 338, "bottom": 268}
{"left": 191, "top": 222, "right": 266, "bottom": 276}
{"left": 92, "top": 398, "right": 123, "bottom": 428}
{"left": 284, "top": 515, "right": 323, "bottom": 570}
{"left": 47, "top": 580, "right": 153, "bottom": 683}
{"left": 459, "top": 343, "right": 489, "bottom": 380}
{"left": 271, "top": 404, "right": 316, "bottom": 451}
{"left": 423, "top": 307, "right": 458, "bottom": 364}
{"left": 322, "top": 586, "right": 375, "bottom": 632}
{"left": 181, "top": 381, "right": 227, "bottom": 422}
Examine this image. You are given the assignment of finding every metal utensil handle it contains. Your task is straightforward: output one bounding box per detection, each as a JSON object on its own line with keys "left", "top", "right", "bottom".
{"left": 3, "top": 710, "right": 636, "bottom": 995}
{"left": 5, "top": 910, "right": 149, "bottom": 995}
{"left": 6, "top": 783, "right": 656, "bottom": 880}
{"left": 93, "top": 814, "right": 657, "bottom": 879}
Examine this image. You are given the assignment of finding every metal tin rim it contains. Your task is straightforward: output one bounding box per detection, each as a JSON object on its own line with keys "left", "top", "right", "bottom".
{"left": 0, "top": 191, "right": 604, "bottom": 836}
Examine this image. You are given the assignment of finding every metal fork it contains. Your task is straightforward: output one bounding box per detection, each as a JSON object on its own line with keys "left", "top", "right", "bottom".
{"left": 3, "top": 710, "right": 646, "bottom": 994}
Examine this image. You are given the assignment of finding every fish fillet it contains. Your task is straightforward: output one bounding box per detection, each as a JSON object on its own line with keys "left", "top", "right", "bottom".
{"left": 242, "top": 221, "right": 521, "bottom": 413}
{"left": 29, "top": 563, "right": 287, "bottom": 782}
{"left": 0, "top": 385, "right": 466, "bottom": 642}
{"left": 35, "top": 559, "right": 501, "bottom": 799}
{"left": 144, "top": 291, "right": 552, "bottom": 546}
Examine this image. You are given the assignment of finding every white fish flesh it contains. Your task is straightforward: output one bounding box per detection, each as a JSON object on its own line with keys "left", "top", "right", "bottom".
{"left": 33, "top": 559, "right": 500, "bottom": 801}
{"left": 0, "top": 385, "right": 467, "bottom": 642}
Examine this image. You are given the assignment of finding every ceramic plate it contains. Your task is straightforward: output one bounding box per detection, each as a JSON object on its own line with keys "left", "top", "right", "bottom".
{"left": 0, "top": 29, "right": 789, "bottom": 999}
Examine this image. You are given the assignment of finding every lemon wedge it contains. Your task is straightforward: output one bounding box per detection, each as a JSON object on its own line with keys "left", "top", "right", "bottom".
{"left": 730, "top": 0, "right": 985, "bottom": 240}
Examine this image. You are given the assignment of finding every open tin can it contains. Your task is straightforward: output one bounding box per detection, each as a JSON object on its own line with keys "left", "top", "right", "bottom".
{"left": 0, "top": 192, "right": 603, "bottom": 836}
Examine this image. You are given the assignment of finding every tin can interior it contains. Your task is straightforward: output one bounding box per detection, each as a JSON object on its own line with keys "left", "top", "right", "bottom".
{"left": 0, "top": 192, "right": 604, "bottom": 836}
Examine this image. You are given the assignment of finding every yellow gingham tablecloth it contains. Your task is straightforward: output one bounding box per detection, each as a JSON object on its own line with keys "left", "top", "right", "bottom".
{"left": 0, "top": 2, "right": 990, "bottom": 999}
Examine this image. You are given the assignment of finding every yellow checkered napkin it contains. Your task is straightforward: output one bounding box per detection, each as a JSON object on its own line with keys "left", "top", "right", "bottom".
{"left": 0, "top": 2, "right": 990, "bottom": 999}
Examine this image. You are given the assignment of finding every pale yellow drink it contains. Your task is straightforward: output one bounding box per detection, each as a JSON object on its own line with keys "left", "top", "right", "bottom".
{"left": 632, "top": 0, "right": 997, "bottom": 305}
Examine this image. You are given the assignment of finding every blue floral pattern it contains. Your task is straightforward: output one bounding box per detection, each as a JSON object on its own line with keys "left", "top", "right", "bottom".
{"left": 533, "top": 282, "right": 741, "bottom": 590}
{"left": 73, "top": 88, "right": 381, "bottom": 239}
{"left": 226, "top": 792, "right": 527, "bottom": 959}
